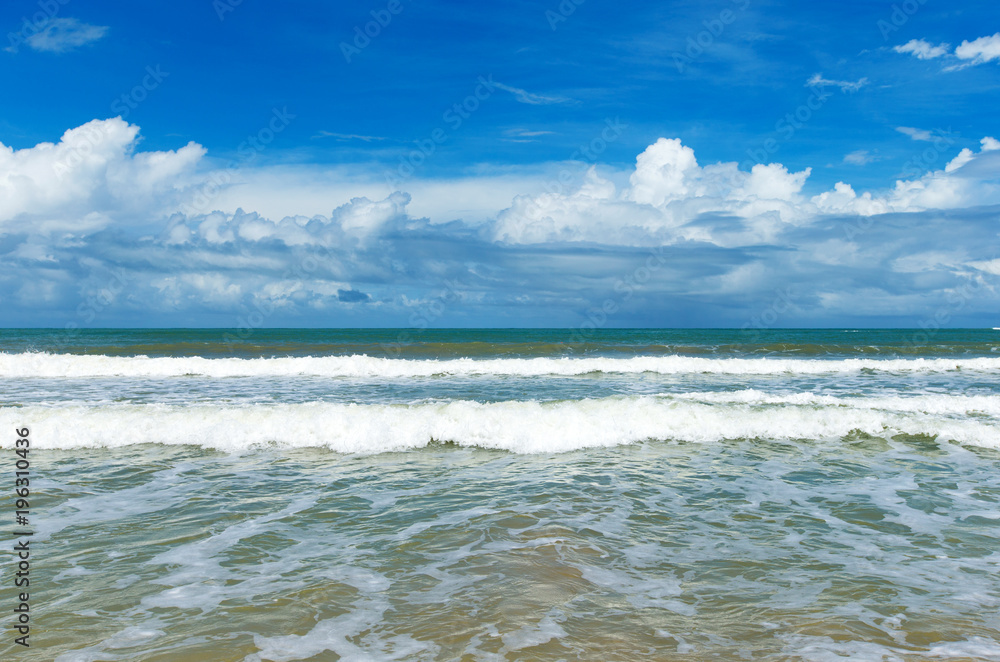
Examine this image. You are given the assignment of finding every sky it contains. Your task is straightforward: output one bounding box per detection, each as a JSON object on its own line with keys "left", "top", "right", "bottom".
{"left": 1, "top": 0, "right": 999, "bottom": 328}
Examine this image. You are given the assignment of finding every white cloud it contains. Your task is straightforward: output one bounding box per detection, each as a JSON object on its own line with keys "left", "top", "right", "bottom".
{"left": 198, "top": 165, "right": 555, "bottom": 228}
{"left": 896, "top": 33, "right": 1000, "bottom": 70}
{"left": 896, "top": 126, "right": 935, "bottom": 141}
{"left": 23, "top": 18, "right": 108, "bottom": 53}
{"left": 494, "top": 135, "right": 1000, "bottom": 244}
{"left": 505, "top": 129, "right": 555, "bottom": 138}
{"left": 162, "top": 193, "right": 409, "bottom": 249}
{"left": 503, "top": 128, "right": 556, "bottom": 142}
{"left": 492, "top": 82, "right": 571, "bottom": 105}
{"left": 806, "top": 74, "right": 869, "bottom": 93}
{"left": 311, "top": 132, "right": 386, "bottom": 142}
{"left": 0, "top": 118, "right": 205, "bottom": 233}
{"left": 891, "top": 251, "right": 968, "bottom": 274}
{"left": 954, "top": 33, "right": 1000, "bottom": 65}
{"left": 7, "top": 119, "right": 999, "bottom": 249}
{"left": 944, "top": 148, "right": 975, "bottom": 173}
{"left": 893, "top": 39, "right": 949, "bottom": 60}
{"left": 3, "top": 119, "right": 1000, "bottom": 326}
{"left": 810, "top": 182, "right": 888, "bottom": 216}
{"left": 969, "top": 259, "right": 1000, "bottom": 276}
{"left": 888, "top": 139, "right": 1000, "bottom": 210}
{"left": 742, "top": 163, "right": 810, "bottom": 202}
{"left": 943, "top": 138, "right": 1000, "bottom": 173}
{"left": 981, "top": 137, "right": 1000, "bottom": 151}
{"left": 626, "top": 138, "right": 699, "bottom": 206}
{"left": 332, "top": 192, "right": 410, "bottom": 237}
{"left": 494, "top": 167, "right": 657, "bottom": 244}
{"left": 493, "top": 139, "right": 816, "bottom": 245}
{"left": 843, "top": 150, "right": 877, "bottom": 165}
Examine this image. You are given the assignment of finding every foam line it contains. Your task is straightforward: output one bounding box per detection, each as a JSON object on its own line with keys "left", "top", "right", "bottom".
{"left": 2, "top": 352, "right": 999, "bottom": 378}
{"left": 2, "top": 395, "right": 997, "bottom": 453}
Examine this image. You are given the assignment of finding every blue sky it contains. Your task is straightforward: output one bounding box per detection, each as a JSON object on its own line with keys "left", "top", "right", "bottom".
{"left": 1, "top": 0, "right": 999, "bottom": 328}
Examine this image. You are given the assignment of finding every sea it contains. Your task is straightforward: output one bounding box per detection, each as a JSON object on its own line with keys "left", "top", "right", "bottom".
{"left": 1, "top": 328, "right": 999, "bottom": 661}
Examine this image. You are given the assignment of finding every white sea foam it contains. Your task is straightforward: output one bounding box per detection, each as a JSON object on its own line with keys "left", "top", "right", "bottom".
{"left": 36, "top": 464, "right": 202, "bottom": 542}
{"left": 3, "top": 394, "right": 998, "bottom": 453}
{"left": 671, "top": 390, "right": 1000, "bottom": 416}
{"left": 2, "top": 351, "right": 999, "bottom": 379}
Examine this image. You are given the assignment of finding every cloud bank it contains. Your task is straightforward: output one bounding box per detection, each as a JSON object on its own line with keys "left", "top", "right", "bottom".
{"left": 2, "top": 119, "right": 999, "bottom": 328}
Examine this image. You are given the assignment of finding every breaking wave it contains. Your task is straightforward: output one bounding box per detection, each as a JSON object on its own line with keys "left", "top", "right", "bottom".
{"left": 3, "top": 393, "right": 998, "bottom": 453}
{"left": 3, "top": 352, "right": 999, "bottom": 379}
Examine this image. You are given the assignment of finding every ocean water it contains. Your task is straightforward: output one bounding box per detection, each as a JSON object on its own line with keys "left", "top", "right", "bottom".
{"left": 1, "top": 328, "right": 999, "bottom": 661}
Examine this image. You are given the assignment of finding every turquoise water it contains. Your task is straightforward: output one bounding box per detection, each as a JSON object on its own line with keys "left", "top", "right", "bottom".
{"left": 4, "top": 327, "right": 998, "bottom": 358}
{"left": 1, "top": 329, "right": 999, "bottom": 660}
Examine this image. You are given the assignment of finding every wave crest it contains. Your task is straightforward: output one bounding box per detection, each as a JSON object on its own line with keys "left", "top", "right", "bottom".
{"left": 2, "top": 352, "right": 999, "bottom": 378}
{"left": 3, "top": 395, "right": 997, "bottom": 453}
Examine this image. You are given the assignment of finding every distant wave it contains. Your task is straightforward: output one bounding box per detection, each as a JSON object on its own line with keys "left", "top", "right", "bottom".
{"left": 2, "top": 352, "right": 999, "bottom": 379}
{"left": 2, "top": 394, "right": 997, "bottom": 452}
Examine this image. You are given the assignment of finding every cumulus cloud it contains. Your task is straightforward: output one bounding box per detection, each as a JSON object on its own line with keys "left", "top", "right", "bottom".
{"left": 954, "top": 33, "right": 1000, "bottom": 65}
{"left": 2, "top": 119, "right": 1000, "bottom": 327}
{"left": 893, "top": 39, "right": 949, "bottom": 60}
{"left": 981, "top": 137, "right": 1000, "bottom": 151}
{"left": 0, "top": 118, "right": 205, "bottom": 233}
{"left": 887, "top": 138, "right": 1000, "bottom": 209}
{"left": 809, "top": 182, "right": 884, "bottom": 216}
{"left": 494, "top": 134, "right": 1000, "bottom": 248}
{"left": 492, "top": 139, "right": 817, "bottom": 246}
{"left": 626, "top": 138, "right": 700, "bottom": 206}
{"left": 22, "top": 18, "right": 108, "bottom": 53}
